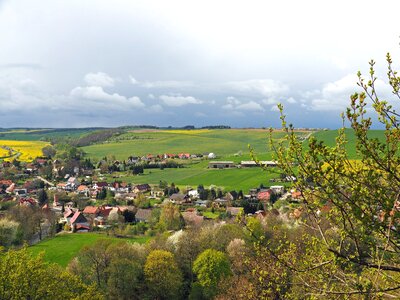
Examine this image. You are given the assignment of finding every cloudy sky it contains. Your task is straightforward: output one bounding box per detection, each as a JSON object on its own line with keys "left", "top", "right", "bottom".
{"left": 0, "top": 0, "right": 399, "bottom": 128}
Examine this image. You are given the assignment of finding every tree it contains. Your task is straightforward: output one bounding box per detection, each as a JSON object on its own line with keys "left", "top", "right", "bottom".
{"left": 69, "top": 239, "right": 114, "bottom": 289}
{"left": 193, "top": 249, "right": 231, "bottom": 298}
{"left": 158, "top": 202, "right": 185, "bottom": 231}
{"left": 0, "top": 218, "right": 19, "bottom": 247}
{"left": 42, "top": 145, "right": 56, "bottom": 158}
{"left": 0, "top": 247, "right": 103, "bottom": 300}
{"left": 37, "top": 189, "right": 49, "bottom": 206}
{"left": 264, "top": 53, "right": 400, "bottom": 296}
{"left": 144, "top": 250, "right": 183, "bottom": 299}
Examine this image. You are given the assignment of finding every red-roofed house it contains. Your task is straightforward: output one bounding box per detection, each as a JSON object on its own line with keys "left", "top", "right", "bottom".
{"left": 83, "top": 206, "right": 100, "bottom": 215}
{"left": 257, "top": 190, "right": 274, "bottom": 202}
{"left": 70, "top": 211, "right": 90, "bottom": 232}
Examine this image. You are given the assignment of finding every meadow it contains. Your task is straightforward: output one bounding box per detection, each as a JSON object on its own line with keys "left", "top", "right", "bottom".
{"left": 82, "top": 129, "right": 293, "bottom": 160}
{"left": 29, "top": 233, "right": 150, "bottom": 267}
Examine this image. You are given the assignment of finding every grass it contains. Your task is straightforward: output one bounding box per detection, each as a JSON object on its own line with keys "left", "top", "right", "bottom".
{"left": 29, "top": 233, "right": 150, "bottom": 267}
{"left": 82, "top": 129, "right": 295, "bottom": 161}
{"left": 106, "top": 164, "right": 285, "bottom": 192}
{"left": 202, "top": 211, "right": 220, "bottom": 219}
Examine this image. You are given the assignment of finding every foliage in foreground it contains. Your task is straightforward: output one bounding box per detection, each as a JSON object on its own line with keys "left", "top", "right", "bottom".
{"left": 267, "top": 52, "right": 400, "bottom": 297}
{"left": 0, "top": 247, "right": 103, "bottom": 300}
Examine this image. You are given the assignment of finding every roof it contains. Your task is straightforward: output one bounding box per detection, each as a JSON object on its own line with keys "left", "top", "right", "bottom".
{"left": 135, "top": 184, "right": 151, "bottom": 191}
{"left": 257, "top": 190, "right": 273, "bottom": 201}
{"left": 226, "top": 207, "right": 243, "bottom": 216}
{"left": 209, "top": 161, "right": 234, "bottom": 164}
{"left": 99, "top": 206, "right": 113, "bottom": 217}
{"left": 95, "top": 182, "right": 108, "bottom": 187}
{"left": 75, "top": 224, "right": 90, "bottom": 230}
{"left": 77, "top": 185, "right": 89, "bottom": 191}
{"left": 70, "top": 211, "right": 88, "bottom": 224}
{"left": 170, "top": 193, "right": 188, "bottom": 201}
{"left": 135, "top": 208, "right": 152, "bottom": 221}
{"left": 83, "top": 206, "right": 99, "bottom": 214}
{"left": 64, "top": 209, "right": 75, "bottom": 218}
{"left": 0, "top": 180, "right": 13, "bottom": 186}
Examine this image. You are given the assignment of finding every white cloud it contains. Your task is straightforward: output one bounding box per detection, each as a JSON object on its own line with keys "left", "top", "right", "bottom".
{"left": 236, "top": 101, "right": 264, "bottom": 112}
{"left": 227, "top": 79, "right": 289, "bottom": 98}
{"left": 302, "top": 74, "right": 362, "bottom": 111}
{"left": 222, "top": 96, "right": 264, "bottom": 112}
{"left": 148, "top": 93, "right": 155, "bottom": 99}
{"left": 70, "top": 86, "right": 125, "bottom": 102}
{"left": 129, "top": 75, "right": 139, "bottom": 85}
{"left": 286, "top": 97, "right": 297, "bottom": 104}
{"left": 84, "top": 72, "right": 115, "bottom": 87}
{"left": 70, "top": 86, "right": 145, "bottom": 109}
{"left": 128, "top": 96, "right": 145, "bottom": 108}
{"left": 159, "top": 94, "right": 203, "bottom": 106}
{"left": 129, "top": 76, "right": 194, "bottom": 89}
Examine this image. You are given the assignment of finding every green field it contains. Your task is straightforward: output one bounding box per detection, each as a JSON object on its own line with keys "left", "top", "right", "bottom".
{"left": 29, "top": 233, "right": 150, "bottom": 267}
{"left": 0, "top": 128, "right": 103, "bottom": 141}
{"left": 82, "top": 129, "right": 292, "bottom": 160}
{"left": 106, "top": 166, "right": 283, "bottom": 192}
{"left": 86, "top": 128, "right": 388, "bottom": 191}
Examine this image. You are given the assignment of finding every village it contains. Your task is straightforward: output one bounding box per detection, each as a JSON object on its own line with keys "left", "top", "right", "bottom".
{"left": 0, "top": 151, "right": 303, "bottom": 243}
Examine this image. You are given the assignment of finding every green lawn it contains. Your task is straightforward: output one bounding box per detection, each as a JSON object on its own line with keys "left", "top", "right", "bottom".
{"left": 202, "top": 211, "right": 220, "bottom": 219}
{"left": 29, "top": 233, "right": 150, "bottom": 267}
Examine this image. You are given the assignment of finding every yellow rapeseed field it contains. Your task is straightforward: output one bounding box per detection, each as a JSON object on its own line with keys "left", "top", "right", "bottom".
{"left": 0, "top": 140, "right": 49, "bottom": 162}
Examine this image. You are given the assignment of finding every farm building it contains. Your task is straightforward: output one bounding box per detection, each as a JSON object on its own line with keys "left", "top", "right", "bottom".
{"left": 208, "top": 161, "right": 235, "bottom": 169}
{"left": 241, "top": 160, "right": 278, "bottom": 167}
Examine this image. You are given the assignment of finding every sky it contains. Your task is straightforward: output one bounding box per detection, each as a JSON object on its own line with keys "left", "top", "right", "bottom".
{"left": 0, "top": 0, "right": 399, "bottom": 128}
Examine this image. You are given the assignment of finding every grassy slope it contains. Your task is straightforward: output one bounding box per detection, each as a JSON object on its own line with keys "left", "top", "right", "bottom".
{"left": 85, "top": 129, "right": 297, "bottom": 191}
{"left": 312, "top": 128, "right": 386, "bottom": 159}
{"left": 86, "top": 128, "right": 387, "bottom": 191}
{"left": 82, "top": 129, "right": 287, "bottom": 160}
{"left": 29, "top": 233, "right": 150, "bottom": 267}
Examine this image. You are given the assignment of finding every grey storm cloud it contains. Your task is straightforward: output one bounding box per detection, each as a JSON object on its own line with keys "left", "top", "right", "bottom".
{"left": 0, "top": 0, "right": 398, "bottom": 128}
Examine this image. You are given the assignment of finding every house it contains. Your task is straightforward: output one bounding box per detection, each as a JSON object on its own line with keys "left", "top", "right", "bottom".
{"left": 70, "top": 211, "right": 90, "bottom": 232}
{"left": 226, "top": 206, "right": 243, "bottom": 217}
{"left": 178, "top": 153, "right": 190, "bottom": 159}
{"left": 257, "top": 189, "right": 274, "bottom": 202}
{"left": 208, "top": 153, "right": 216, "bottom": 159}
{"left": 133, "top": 184, "right": 151, "bottom": 193}
{"left": 66, "top": 177, "right": 80, "bottom": 190}
{"left": 19, "top": 197, "right": 37, "bottom": 206}
{"left": 188, "top": 189, "right": 199, "bottom": 199}
{"left": 15, "top": 188, "right": 28, "bottom": 197}
{"left": 240, "top": 161, "right": 258, "bottom": 167}
{"left": 208, "top": 161, "right": 235, "bottom": 169}
{"left": 135, "top": 208, "right": 152, "bottom": 222}
{"left": 270, "top": 185, "right": 285, "bottom": 195}
{"left": 291, "top": 189, "right": 302, "bottom": 200}
{"left": 77, "top": 185, "right": 89, "bottom": 195}
{"left": 83, "top": 206, "right": 100, "bottom": 216}
{"left": 163, "top": 153, "right": 175, "bottom": 159}
{"left": 93, "top": 181, "right": 109, "bottom": 190}
{"left": 127, "top": 156, "right": 140, "bottom": 164}
{"left": 260, "top": 161, "right": 278, "bottom": 167}
{"left": 169, "top": 193, "right": 190, "bottom": 204}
